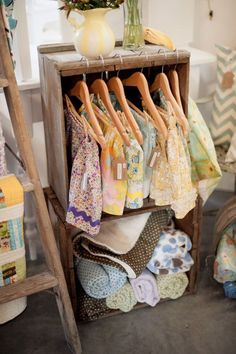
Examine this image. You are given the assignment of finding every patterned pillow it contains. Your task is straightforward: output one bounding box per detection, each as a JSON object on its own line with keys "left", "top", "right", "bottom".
{"left": 209, "top": 44, "right": 236, "bottom": 147}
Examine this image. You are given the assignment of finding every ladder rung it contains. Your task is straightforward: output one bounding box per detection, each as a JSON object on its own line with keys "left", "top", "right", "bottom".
{"left": 0, "top": 271, "right": 58, "bottom": 304}
{"left": 0, "top": 77, "right": 8, "bottom": 88}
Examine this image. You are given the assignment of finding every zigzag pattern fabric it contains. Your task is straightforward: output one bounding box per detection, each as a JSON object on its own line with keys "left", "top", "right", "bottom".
{"left": 209, "top": 45, "right": 236, "bottom": 147}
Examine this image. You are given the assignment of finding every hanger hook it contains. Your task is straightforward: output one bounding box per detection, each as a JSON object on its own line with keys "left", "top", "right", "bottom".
{"left": 174, "top": 49, "right": 179, "bottom": 70}
{"left": 158, "top": 48, "right": 167, "bottom": 73}
{"left": 138, "top": 51, "right": 145, "bottom": 73}
{"left": 113, "top": 53, "right": 123, "bottom": 77}
{"left": 99, "top": 54, "right": 105, "bottom": 79}
{"left": 80, "top": 56, "right": 89, "bottom": 82}
{"left": 141, "top": 52, "right": 149, "bottom": 74}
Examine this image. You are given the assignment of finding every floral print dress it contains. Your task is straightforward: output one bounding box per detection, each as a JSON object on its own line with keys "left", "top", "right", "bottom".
{"left": 65, "top": 106, "right": 102, "bottom": 236}
{"left": 150, "top": 90, "right": 197, "bottom": 219}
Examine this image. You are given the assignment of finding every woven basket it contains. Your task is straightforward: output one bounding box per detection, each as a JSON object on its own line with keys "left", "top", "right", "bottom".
{"left": 0, "top": 174, "right": 27, "bottom": 324}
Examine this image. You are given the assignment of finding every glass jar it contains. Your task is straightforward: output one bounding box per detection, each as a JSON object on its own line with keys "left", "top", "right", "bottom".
{"left": 123, "top": 0, "right": 144, "bottom": 50}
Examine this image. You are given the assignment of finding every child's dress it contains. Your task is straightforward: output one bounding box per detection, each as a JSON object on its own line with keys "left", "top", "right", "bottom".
{"left": 150, "top": 90, "right": 197, "bottom": 219}
{"left": 65, "top": 105, "right": 102, "bottom": 236}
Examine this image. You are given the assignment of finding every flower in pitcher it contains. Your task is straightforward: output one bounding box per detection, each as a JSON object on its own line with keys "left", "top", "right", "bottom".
{"left": 60, "top": 0, "right": 125, "bottom": 13}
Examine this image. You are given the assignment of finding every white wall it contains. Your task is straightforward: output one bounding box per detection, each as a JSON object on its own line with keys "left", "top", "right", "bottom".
{"left": 147, "top": 0, "right": 195, "bottom": 46}
{"left": 193, "top": 0, "right": 236, "bottom": 54}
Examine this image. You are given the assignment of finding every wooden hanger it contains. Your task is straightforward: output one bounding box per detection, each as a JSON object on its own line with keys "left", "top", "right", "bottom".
{"left": 107, "top": 76, "right": 143, "bottom": 144}
{"left": 168, "top": 70, "right": 184, "bottom": 112}
{"left": 149, "top": 72, "right": 189, "bottom": 136}
{"left": 122, "top": 72, "right": 168, "bottom": 140}
{"left": 90, "top": 79, "right": 131, "bottom": 146}
{"left": 126, "top": 99, "right": 160, "bottom": 131}
{"left": 69, "top": 80, "right": 106, "bottom": 149}
{"left": 65, "top": 95, "right": 101, "bottom": 146}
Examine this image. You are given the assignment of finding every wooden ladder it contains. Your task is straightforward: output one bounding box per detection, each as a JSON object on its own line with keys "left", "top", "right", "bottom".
{"left": 0, "top": 10, "right": 81, "bottom": 354}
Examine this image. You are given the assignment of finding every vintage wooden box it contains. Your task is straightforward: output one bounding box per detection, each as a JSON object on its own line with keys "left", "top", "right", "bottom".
{"left": 38, "top": 43, "right": 190, "bottom": 212}
{"left": 39, "top": 44, "right": 202, "bottom": 319}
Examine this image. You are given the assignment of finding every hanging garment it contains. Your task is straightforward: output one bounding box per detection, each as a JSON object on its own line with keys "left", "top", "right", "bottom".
{"left": 101, "top": 124, "right": 128, "bottom": 215}
{"left": 74, "top": 209, "right": 172, "bottom": 278}
{"left": 187, "top": 97, "right": 222, "bottom": 203}
{"left": 109, "top": 94, "right": 145, "bottom": 208}
{"left": 129, "top": 269, "right": 160, "bottom": 307}
{"left": 147, "top": 228, "right": 194, "bottom": 275}
{"left": 124, "top": 133, "right": 144, "bottom": 209}
{"left": 80, "top": 212, "right": 151, "bottom": 255}
{"left": 150, "top": 90, "right": 197, "bottom": 219}
{"left": 131, "top": 108, "right": 156, "bottom": 198}
{"left": 156, "top": 273, "right": 189, "bottom": 299}
{"left": 65, "top": 107, "right": 102, "bottom": 236}
{"left": 106, "top": 282, "right": 137, "bottom": 313}
{"left": 214, "top": 224, "right": 236, "bottom": 284}
{"left": 91, "top": 96, "right": 128, "bottom": 216}
{"left": 76, "top": 258, "right": 127, "bottom": 299}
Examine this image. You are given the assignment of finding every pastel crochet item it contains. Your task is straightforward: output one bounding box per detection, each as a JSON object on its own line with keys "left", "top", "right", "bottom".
{"left": 77, "top": 258, "right": 127, "bottom": 299}
{"left": 129, "top": 269, "right": 160, "bottom": 307}
{"left": 214, "top": 224, "right": 236, "bottom": 284}
{"left": 223, "top": 281, "right": 236, "bottom": 299}
{"left": 106, "top": 283, "right": 137, "bottom": 313}
{"left": 156, "top": 273, "right": 189, "bottom": 300}
{"left": 147, "top": 228, "right": 194, "bottom": 275}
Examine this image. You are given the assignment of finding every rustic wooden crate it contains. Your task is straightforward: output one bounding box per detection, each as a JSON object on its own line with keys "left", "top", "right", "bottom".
{"left": 44, "top": 187, "right": 202, "bottom": 319}
{"left": 38, "top": 43, "right": 190, "bottom": 212}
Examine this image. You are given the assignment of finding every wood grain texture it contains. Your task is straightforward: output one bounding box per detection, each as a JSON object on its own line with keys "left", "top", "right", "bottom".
{"left": 39, "top": 56, "right": 69, "bottom": 211}
{"left": 0, "top": 11, "right": 81, "bottom": 353}
{"left": 0, "top": 272, "right": 58, "bottom": 304}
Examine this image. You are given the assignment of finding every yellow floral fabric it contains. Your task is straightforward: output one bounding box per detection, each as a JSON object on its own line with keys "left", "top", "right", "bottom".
{"left": 150, "top": 98, "right": 197, "bottom": 219}
{"left": 101, "top": 124, "right": 127, "bottom": 215}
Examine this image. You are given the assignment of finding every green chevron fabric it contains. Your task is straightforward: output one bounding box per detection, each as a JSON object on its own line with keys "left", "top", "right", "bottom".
{"left": 209, "top": 45, "right": 236, "bottom": 147}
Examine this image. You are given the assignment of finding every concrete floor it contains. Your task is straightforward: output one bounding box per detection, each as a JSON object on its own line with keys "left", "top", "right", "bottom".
{"left": 1, "top": 191, "right": 236, "bottom": 354}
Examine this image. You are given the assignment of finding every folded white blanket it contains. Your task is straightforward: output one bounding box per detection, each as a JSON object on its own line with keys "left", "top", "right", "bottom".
{"left": 81, "top": 213, "right": 151, "bottom": 254}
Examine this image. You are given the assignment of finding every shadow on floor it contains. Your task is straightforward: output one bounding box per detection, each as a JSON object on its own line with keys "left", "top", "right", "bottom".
{"left": 1, "top": 190, "right": 236, "bottom": 354}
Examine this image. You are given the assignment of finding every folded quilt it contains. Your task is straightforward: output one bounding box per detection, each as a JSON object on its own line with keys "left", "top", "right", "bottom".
{"left": 129, "top": 269, "right": 160, "bottom": 307}
{"left": 74, "top": 209, "right": 172, "bottom": 278}
{"left": 147, "top": 228, "right": 194, "bottom": 275}
{"left": 214, "top": 224, "right": 236, "bottom": 284}
{"left": 156, "top": 273, "right": 189, "bottom": 299}
{"left": 80, "top": 213, "right": 151, "bottom": 255}
{"left": 106, "top": 282, "right": 137, "bottom": 312}
{"left": 77, "top": 258, "right": 127, "bottom": 299}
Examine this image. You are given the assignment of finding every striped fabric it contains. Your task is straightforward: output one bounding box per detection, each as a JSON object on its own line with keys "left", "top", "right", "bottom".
{"left": 209, "top": 45, "right": 236, "bottom": 147}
